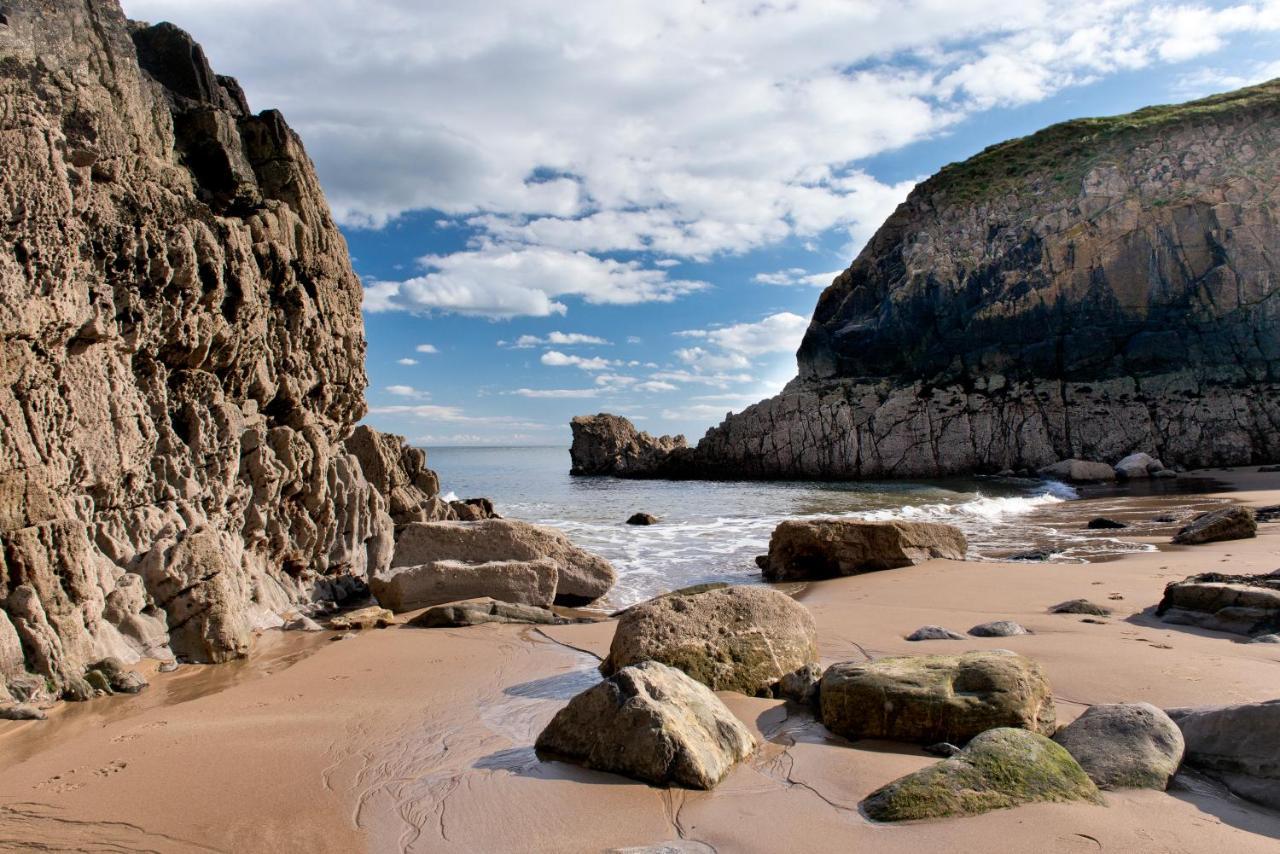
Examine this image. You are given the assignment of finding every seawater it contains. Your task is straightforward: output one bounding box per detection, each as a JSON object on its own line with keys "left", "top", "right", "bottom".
{"left": 425, "top": 446, "right": 1228, "bottom": 608}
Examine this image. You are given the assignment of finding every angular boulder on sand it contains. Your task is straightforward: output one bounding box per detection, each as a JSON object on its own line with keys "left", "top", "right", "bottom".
{"left": 1050, "top": 599, "right": 1112, "bottom": 616}
{"left": 327, "top": 606, "right": 395, "bottom": 631}
{"left": 1114, "top": 453, "right": 1164, "bottom": 479}
{"left": 535, "top": 660, "right": 756, "bottom": 789}
{"left": 371, "top": 558, "right": 559, "bottom": 612}
{"left": 819, "top": 651, "right": 1057, "bottom": 744}
{"left": 1166, "top": 699, "right": 1280, "bottom": 810}
{"left": 1039, "top": 459, "right": 1116, "bottom": 483}
{"left": 1155, "top": 572, "right": 1280, "bottom": 637}
{"left": 1052, "top": 703, "right": 1184, "bottom": 790}
{"left": 391, "top": 519, "right": 616, "bottom": 605}
{"left": 601, "top": 585, "right": 818, "bottom": 696}
{"left": 861, "top": 728, "right": 1102, "bottom": 822}
{"left": 906, "top": 625, "right": 966, "bottom": 641}
{"left": 407, "top": 597, "right": 571, "bottom": 628}
{"left": 969, "top": 619, "right": 1031, "bottom": 637}
{"left": 1171, "top": 506, "right": 1257, "bottom": 545}
{"left": 756, "top": 519, "right": 966, "bottom": 582}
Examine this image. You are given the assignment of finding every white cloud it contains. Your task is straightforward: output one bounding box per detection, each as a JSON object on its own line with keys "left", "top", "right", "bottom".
{"left": 753, "top": 267, "right": 842, "bottom": 288}
{"left": 384, "top": 384, "right": 427, "bottom": 398}
{"left": 676, "top": 312, "right": 810, "bottom": 356}
{"left": 365, "top": 247, "right": 707, "bottom": 319}
{"left": 414, "top": 343, "right": 440, "bottom": 354}
{"left": 367, "top": 403, "right": 542, "bottom": 427}
{"left": 509, "top": 388, "right": 602, "bottom": 398}
{"left": 541, "top": 350, "right": 614, "bottom": 371}
{"left": 636, "top": 380, "right": 678, "bottom": 392}
{"left": 396, "top": 357, "right": 418, "bottom": 365}
{"left": 500, "top": 331, "right": 611, "bottom": 348}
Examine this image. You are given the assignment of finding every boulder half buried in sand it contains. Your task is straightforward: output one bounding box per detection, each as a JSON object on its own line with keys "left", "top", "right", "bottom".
{"left": 756, "top": 519, "right": 966, "bottom": 582}
{"left": 819, "top": 651, "right": 1057, "bottom": 744}
{"left": 408, "top": 597, "right": 572, "bottom": 628}
{"left": 1052, "top": 703, "right": 1184, "bottom": 790}
{"left": 861, "top": 728, "right": 1102, "bottom": 821}
{"left": 1171, "top": 506, "right": 1257, "bottom": 545}
{"left": 371, "top": 558, "right": 559, "bottom": 612}
{"left": 535, "top": 661, "right": 755, "bottom": 789}
{"left": 601, "top": 585, "right": 817, "bottom": 696}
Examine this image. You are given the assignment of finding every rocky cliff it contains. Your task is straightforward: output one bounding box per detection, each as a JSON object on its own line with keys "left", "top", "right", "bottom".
{"left": 0, "top": 2, "right": 466, "bottom": 704}
{"left": 574, "top": 80, "right": 1280, "bottom": 479}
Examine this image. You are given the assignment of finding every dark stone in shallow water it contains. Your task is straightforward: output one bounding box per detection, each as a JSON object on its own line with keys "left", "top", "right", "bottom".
{"left": 626, "top": 512, "right": 659, "bottom": 526}
{"left": 1087, "top": 517, "right": 1127, "bottom": 530}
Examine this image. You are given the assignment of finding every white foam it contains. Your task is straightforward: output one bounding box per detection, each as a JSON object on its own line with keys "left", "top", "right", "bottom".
{"left": 439, "top": 490, "right": 459, "bottom": 503}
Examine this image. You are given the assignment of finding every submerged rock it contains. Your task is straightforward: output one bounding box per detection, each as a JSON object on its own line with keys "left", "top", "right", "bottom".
{"left": 757, "top": 519, "right": 966, "bottom": 582}
{"left": 371, "top": 558, "right": 559, "bottom": 612}
{"left": 392, "top": 519, "right": 615, "bottom": 605}
{"left": 1155, "top": 572, "right": 1280, "bottom": 637}
{"left": 1171, "top": 506, "right": 1257, "bottom": 545}
{"left": 1167, "top": 699, "right": 1280, "bottom": 810}
{"left": 1086, "top": 517, "right": 1127, "bottom": 530}
{"left": 535, "top": 661, "right": 756, "bottom": 789}
{"left": 626, "top": 513, "right": 660, "bottom": 526}
{"left": 861, "top": 728, "right": 1102, "bottom": 821}
{"left": 601, "top": 585, "right": 817, "bottom": 696}
{"left": 407, "top": 598, "right": 572, "bottom": 628}
{"left": 819, "top": 651, "right": 1057, "bottom": 744}
{"left": 1052, "top": 703, "right": 1184, "bottom": 790}
{"left": 969, "top": 620, "right": 1031, "bottom": 637}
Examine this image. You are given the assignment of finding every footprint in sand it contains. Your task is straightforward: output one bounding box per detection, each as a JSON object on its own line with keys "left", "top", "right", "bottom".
{"left": 94, "top": 760, "right": 127, "bottom": 778}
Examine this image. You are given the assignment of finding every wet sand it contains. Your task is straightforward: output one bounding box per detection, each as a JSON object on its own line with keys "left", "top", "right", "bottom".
{"left": 2, "top": 468, "right": 1279, "bottom": 852}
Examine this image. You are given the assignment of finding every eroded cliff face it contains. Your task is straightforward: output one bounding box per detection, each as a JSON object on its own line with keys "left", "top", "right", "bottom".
{"left": 574, "top": 81, "right": 1280, "bottom": 480}
{"left": 0, "top": 2, "right": 455, "bottom": 702}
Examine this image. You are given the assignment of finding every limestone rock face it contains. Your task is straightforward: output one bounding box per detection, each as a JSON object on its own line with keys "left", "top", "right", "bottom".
{"left": 1171, "top": 506, "right": 1257, "bottom": 545}
{"left": 371, "top": 558, "right": 559, "bottom": 612}
{"left": 1167, "top": 699, "right": 1280, "bottom": 810}
{"left": 570, "top": 414, "right": 689, "bottom": 477}
{"left": 535, "top": 660, "right": 756, "bottom": 789}
{"left": 0, "top": 3, "right": 456, "bottom": 693}
{"left": 392, "top": 519, "right": 616, "bottom": 605}
{"left": 757, "top": 519, "right": 966, "bottom": 582}
{"left": 819, "top": 651, "right": 1057, "bottom": 744}
{"left": 1052, "top": 703, "right": 1183, "bottom": 790}
{"left": 600, "top": 585, "right": 818, "bottom": 696}
{"left": 861, "top": 728, "right": 1102, "bottom": 822}
{"left": 573, "top": 82, "right": 1280, "bottom": 480}
{"left": 1155, "top": 572, "right": 1280, "bottom": 636}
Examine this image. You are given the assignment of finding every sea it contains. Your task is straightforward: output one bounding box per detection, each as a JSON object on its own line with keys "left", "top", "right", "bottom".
{"left": 424, "top": 446, "right": 1231, "bottom": 609}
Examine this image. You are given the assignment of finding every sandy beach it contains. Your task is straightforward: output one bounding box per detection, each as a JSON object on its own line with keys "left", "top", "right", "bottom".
{"left": 3, "top": 469, "right": 1278, "bottom": 853}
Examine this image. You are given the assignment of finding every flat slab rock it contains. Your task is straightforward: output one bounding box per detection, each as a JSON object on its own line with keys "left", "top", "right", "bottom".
{"left": 819, "top": 650, "right": 1057, "bottom": 745}
{"left": 1052, "top": 703, "right": 1184, "bottom": 790}
{"left": 861, "top": 728, "right": 1102, "bottom": 821}
{"left": 1156, "top": 572, "right": 1280, "bottom": 637}
{"left": 601, "top": 585, "right": 818, "bottom": 697}
{"left": 371, "top": 558, "right": 559, "bottom": 612}
{"left": 757, "top": 519, "right": 967, "bottom": 582}
{"left": 535, "top": 660, "right": 756, "bottom": 789}
{"left": 408, "top": 597, "right": 573, "bottom": 628}
{"left": 1167, "top": 699, "right": 1280, "bottom": 810}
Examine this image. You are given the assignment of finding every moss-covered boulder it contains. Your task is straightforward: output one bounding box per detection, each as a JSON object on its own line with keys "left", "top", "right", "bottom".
{"left": 861, "top": 728, "right": 1103, "bottom": 821}
{"left": 601, "top": 585, "right": 817, "bottom": 696}
{"left": 820, "top": 651, "right": 1056, "bottom": 744}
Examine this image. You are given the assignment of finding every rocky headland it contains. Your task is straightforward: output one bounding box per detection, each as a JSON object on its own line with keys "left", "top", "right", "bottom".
{"left": 572, "top": 80, "right": 1280, "bottom": 479}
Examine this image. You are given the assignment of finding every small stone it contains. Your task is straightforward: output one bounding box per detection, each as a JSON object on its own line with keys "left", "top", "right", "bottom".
{"left": 775, "top": 662, "right": 822, "bottom": 706}
{"left": 924, "top": 742, "right": 961, "bottom": 758}
{"left": 969, "top": 620, "right": 1030, "bottom": 637}
{"left": 84, "top": 669, "right": 113, "bottom": 694}
{"left": 61, "top": 676, "right": 95, "bottom": 702}
{"left": 626, "top": 513, "right": 659, "bottom": 526}
{"left": 158, "top": 661, "right": 180, "bottom": 673}
{"left": 328, "top": 606, "right": 396, "bottom": 630}
{"left": 1009, "top": 550, "right": 1053, "bottom": 562}
{"left": 283, "top": 615, "right": 323, "bottom": 632}
{"left": 1086, "top": 517, "right": 1127, "bottom": 530}
{"left": 1050, "top": 599, "right": 1112, "bottom": 616}
{"left": 906, "top": 625, "right": 966, "bottom": 641}
{"left": 1257, "top": 465, "right": 1280, "bottom": 473}
{"left": 1249, "top": 633, "right": 1280, "bottom": 643}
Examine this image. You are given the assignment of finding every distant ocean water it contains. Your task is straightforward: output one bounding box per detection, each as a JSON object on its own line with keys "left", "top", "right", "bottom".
{"left": 424, "top": 446, "right": 1227, "bottom": 609}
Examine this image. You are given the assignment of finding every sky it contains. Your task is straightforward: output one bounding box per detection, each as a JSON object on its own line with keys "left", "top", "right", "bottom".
{"left": 123, "top": 1, "right": 1280, "bottom": 448}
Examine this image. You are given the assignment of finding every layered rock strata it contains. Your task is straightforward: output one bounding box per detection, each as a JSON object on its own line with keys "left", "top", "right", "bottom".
{"left": 573, "top": 81, "right": 1280, "bottom": 479}
{"left": 0, "top": 3, "right": 471, "bottom": 700}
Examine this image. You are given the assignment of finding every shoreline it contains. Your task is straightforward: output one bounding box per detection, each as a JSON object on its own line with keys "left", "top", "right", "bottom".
{"left": 1, "top": 469, "right": 1278, "bottom": 852}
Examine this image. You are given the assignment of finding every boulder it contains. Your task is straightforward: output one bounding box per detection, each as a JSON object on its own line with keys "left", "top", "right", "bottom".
{"left": 1114, "top": 453, "right": 1164, "bottom": 479}
{"left": 1086, "top": 517, "right": 1127, "bottom": 530}
{"left": 283, "top": 615, "right": 323, "bottom": 632}
{"left": 775, "top": 663, "right": 823, "bottom": 706}
{"left": 626, "top": 513, "right": 659, "bottom": 526}
{"left": 1039, "top": 459, "right": 1116, "bottom": 483}
{"left": 1251, "top": 633, "right": 1280, "bottom": 643}
{"left": 569, "top": 414, "right": 688, "bottom": 477}
{"left": 535, "top": 661, "right": 756, "bottom": 789}
{"left": 407, "top": 598, "right": 572, "bottom": 628}
{"left": 371, "top": 558, "right": 559, "bottom": 612}
{"left": 1171, "top": 506, "right": 1257, "bottom": 545}
{"left": 1052, "top": 703, "right": 1183, "bottom": 789}
{"left": 757, "top": 519, "right": 966, "bottom": 582}
{"left": 601, "top": 586, "right": 818, "bottom": 697}
{"left": 1166, "top": 700, "right": 1280, "bottom": 810}
{"left": 819, "top": 651, "right": 1057, "bottom": 744}
{"left": 969, "top": 620, "right": 1030, "bottom": 637}
{"left": 87, "top": 658, "right": 148, "bottom": 694}
{"left": 861, "top": 728, "right": 1102, "bottom": 821}
{"left": 1155, "top": 572, "right": 1280, "bottom": 637}
{"left": 0, "top": 704, "right": 47, "bottom": 721}
{"left": 328, "top": 606, "right": 395, "bottom": 631}
{"left": 392, "top": 519, "right": 616, "bottom": 605}
{"left": 906, "top": 625, "right": 966, "bottom": 641}
{"left": 1049, "top": 599, "right": 1111, "bottom": 616}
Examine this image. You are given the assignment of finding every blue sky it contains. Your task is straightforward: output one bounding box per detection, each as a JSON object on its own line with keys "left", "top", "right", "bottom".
{"left": 125, "top": 1, "right": 1280, "bottom": 447}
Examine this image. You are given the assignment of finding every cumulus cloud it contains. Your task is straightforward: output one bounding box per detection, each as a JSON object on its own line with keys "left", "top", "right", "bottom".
{"left": 396, "top": 357, "right": 418, "bottom": 365}
{"left": 509, "top": 388, "right": 602, "bottom": 398}
{"left": 384, "top": 384, "right": 427, "bottom": 398}
{"left": 676, "top": 312, "right": 810, "bottom": 357}
{"left": 754, "top": 267, "right": 843, "bottom": 288}
{"left": 414, "top": 343, "right": 440, "bottom": 354}
{"left": 541, "top": 350, "right": 614, "bottom": 371}
{"left": 500, "top": 331, "right": 611, "bottom": 348}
